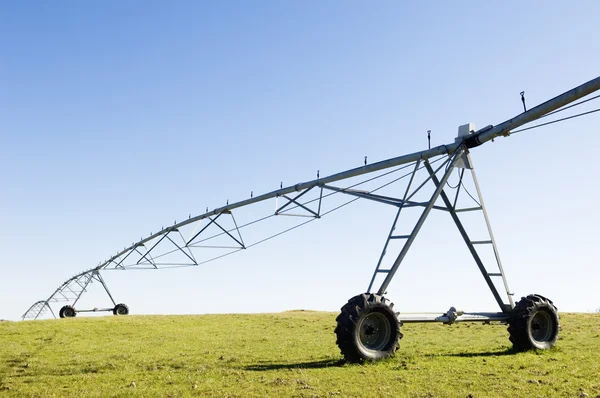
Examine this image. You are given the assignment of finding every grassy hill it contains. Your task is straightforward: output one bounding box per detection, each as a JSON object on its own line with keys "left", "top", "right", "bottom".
{"left": 1, "top": 312, "right": 598, "bottom": 397}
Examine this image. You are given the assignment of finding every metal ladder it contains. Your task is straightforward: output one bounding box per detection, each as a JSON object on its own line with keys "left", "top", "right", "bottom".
{"left": 367, "top": 151, "right": 514, "bottom": 312}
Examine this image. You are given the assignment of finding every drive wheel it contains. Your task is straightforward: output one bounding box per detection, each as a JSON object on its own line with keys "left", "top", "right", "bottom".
{"left": 59, "top": 305, "right": 76, "bottom": 318}
{"left": 508, "top": 294, "right": 559, "bottom": 351}
{"left": 113, "top": 303, "right": 129, "bottom": 316}
{"left": 334, "top": 293, "right": 402, "bottom": 362}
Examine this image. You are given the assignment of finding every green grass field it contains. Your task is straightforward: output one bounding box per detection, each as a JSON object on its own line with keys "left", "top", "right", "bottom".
{"left": 1, "top": 312, "right": 598, "bottom": 397}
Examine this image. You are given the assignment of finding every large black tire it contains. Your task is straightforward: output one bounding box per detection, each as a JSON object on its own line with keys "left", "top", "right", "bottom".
{"left": 113, "top": 303, "right": 129, "bottom": 316}
{"left": 335, "top": 293, "right": 402, "bottom": 362}
{"left": 508, "top": 294, "right": 559, "bottom": 351}
{"left": 59, "top": 305, "right": 76, "bottom": 318}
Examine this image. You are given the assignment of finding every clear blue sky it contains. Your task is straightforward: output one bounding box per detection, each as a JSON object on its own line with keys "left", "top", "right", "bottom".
{"left": 1, "top": 2, "right": 599, "bottom": 321}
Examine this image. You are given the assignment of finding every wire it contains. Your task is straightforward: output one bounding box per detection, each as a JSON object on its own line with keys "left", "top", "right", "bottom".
{"left": 114, "top": 158, "right": 440, "bottom": 262}
{"left": 540, "top": 94, "right": 600, "bottom": 119}
{"left": 174, "top": 155, "right": 448, "bottom": 247}
{"left": 445, "top": 169, "right": 461, "bottom": 190}
{"left": 109, "top": 154, "right": 453, "bottom": 269}
{"left": 461, "top": 105, "right": 600, "bottom": 204}
{"left": 197, "top": 156, "right": 453, "bottom": 265}
{"left": 511, "top": 107, "right": 600, "bottom": 134}
{"left": 246, "top": 217, "right": 316, "bottom": 249}
{"left": 459, "top": 181, "right": 481, "bottom": 207}
{"left": 183, "top": 104, "right": 600, "bottom": 252}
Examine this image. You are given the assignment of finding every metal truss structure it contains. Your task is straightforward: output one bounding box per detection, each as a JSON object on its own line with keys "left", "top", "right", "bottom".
{"left": 21, "top": 76, "right": 600, "bottom": 360}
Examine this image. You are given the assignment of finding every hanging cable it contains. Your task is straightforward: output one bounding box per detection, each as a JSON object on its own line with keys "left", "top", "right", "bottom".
{"left": 445, "top": 169, "right": 461, "bottom": 189}
{"left": 459, "top": 181, "right": 481, "bottom": 207}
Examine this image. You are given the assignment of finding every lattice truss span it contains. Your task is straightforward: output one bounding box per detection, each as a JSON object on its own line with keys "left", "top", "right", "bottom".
{"left": 21, "top": 76, "right": 600, "bottom": 320}
{"left": 23, "top": 149, "right": 502, "bottom": 320}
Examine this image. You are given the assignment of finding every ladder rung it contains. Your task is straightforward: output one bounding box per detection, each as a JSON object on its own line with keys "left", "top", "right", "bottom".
{"left": 455, "top": 207, "right": 483, "bottom": 213}
{"left": 376, "top": 269, "right": 391, "bottom": 273}
{"left": 487, "top": 273, "right": 502, "bottom": 277}
{"left": 471, "top": 240, "right": 492, "bottom": 245}
{"left": 389, "top": 235, "right": 410, "bottom": 239}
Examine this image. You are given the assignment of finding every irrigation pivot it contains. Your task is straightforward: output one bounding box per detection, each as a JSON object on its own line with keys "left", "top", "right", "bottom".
{"left": 22, "top": 76, "right": 600, "bottom": 362}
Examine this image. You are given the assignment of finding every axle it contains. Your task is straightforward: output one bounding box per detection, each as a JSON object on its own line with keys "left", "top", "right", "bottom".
{"left": 398, "top": 308, "right": 510, "bottom": 324}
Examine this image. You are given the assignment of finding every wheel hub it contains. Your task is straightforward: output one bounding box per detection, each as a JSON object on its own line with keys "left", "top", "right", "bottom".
{"left": 531, "top": 310, "right": 553, "bottom": 343}
{"left": 359, "top": 312, "right": 392, "bottom": 351}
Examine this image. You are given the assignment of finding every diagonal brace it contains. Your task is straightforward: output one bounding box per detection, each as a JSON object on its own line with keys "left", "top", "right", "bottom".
{"left": 165, "top": 234, "right": 199, "bottom": 264}
{"left": 424, "top": 159, "right": 511, "bottom": 313}
{"left": 275, "top": 186, "right": 320, "bottom": 218}
{"left": 376, "top": 151, "right": 466, "bottom": 295}
{"left": 93, "top": 271, "right": 116, "bottom": 306}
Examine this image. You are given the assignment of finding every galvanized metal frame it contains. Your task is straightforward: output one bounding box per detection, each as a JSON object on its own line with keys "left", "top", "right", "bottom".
{"left": 22, "top": 76, "right": 600, "bottom": 320}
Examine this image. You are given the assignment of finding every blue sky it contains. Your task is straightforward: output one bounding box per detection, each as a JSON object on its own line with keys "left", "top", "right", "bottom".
{"left": 1, "top": 2, "right": 599, "bottom": 321}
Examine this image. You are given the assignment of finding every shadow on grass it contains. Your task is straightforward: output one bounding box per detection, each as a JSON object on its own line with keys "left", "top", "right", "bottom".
{"left": 441, "top": 347, "right": 516, "bottom": 358}
{"left": 244, "top": 358, "right": 346, "bottom": 371}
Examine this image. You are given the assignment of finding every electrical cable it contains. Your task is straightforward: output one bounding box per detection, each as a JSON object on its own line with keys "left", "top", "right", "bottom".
{"left": 459, "top": 181, "right": 481, "bottom": 207}
{"left": 445, "top": 169, "right": 461, "bottom": 190}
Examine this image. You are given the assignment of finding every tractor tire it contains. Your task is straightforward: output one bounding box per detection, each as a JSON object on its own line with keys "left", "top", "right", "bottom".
{"left": 508, "top": 294, "right": 559, "bottom": 351}
{"left": 59, "top": 305, "right": 76, "bottom": 318}
{"left": 334, "top": 293, "right": 402, "bottom": 363}
{"left": 113, "top": 303, "right": 129, "bottom": 316}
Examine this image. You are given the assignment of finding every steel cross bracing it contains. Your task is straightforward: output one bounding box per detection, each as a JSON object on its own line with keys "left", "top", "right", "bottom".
{"left": 357, "top": 150, "right": 514, "bottom": 312}
{"left": 22, "top": 75, "right": 600, "bottom": 320}
{"left": 275, "top": 186, "right": 323, "bottom": 218}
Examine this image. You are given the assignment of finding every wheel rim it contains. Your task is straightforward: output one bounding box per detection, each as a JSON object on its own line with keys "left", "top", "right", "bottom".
{"left": 116, "top": 307, "right": 127, "bottom": 315}
{"left": 65, "top": 309, "right": 74, "bottom": 317}
{"left": 530, "top": 309, "right": 554, "bottom": 343}
{"left": 358, "top": 312, "right": 392, "bottom": 352}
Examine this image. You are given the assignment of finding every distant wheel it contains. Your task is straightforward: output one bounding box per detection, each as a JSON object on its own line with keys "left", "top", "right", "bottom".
{"left": 508, "top": 294, "right": 559, "bottom": 351}
{"left": 113, "top": 303, "right": 129, "bottom": 316}
{"left": 59, "top": 305, "right": 76, "bottom": 318}
{"left": 334, "top": 293, "right": 402, "bottom": 362}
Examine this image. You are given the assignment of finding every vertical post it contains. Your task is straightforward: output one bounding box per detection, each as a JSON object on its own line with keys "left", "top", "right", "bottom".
{"left": 317, "top": 187, "right": 323, "bottom": 217}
